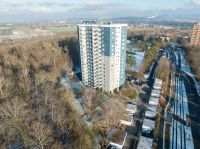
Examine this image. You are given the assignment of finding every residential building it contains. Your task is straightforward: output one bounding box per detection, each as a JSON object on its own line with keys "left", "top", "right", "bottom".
{"left": 77, "top": 21, "right": 127, "bottom": 92}
{"left": 190, "top": 23, "right": 200, "bottom": 46}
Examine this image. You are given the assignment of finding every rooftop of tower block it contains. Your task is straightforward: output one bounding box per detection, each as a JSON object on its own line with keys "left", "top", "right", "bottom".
{"left": 78, "top": 20, "right": 127, "bottom": 27}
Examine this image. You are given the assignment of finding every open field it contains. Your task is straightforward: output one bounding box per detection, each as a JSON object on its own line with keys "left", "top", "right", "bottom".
{"left": 0, "top": 25, "right": 77, "bottom": 44}
{"left": 46, "top": 26, "right": 76, "bottom": 33}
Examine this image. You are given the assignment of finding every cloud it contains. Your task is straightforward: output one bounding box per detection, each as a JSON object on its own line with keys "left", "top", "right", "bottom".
{"left": 37, "top": 2, "right": 74, "bottom": 7}
{"left": 0, "top": 1, "right": 73, "bottom": 7}
{"left": 0, "top": 0, "right": 200, "bottom": 23}
{"left": 192, "top": 0, "right": 200, "bottom": 5}
{"left": 30, "top": 7, "right": 66, "bottom": 14}
{"left": 82, "top": 0, "right": 113, "bottom": 5}
{"left": 0, "top": 0, "right": 16, "bottom": 4}
{"left": 0, "top": 8, "right": 12, "bottom": 13}
{"left": 0, "top": 1, "right": 73, "bottom": 14}
{"left": 81, "top": 3, "right": 119, "bottom": 11}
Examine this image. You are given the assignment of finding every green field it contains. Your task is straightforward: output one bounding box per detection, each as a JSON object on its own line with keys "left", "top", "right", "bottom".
{"left": 0, "top": 29, "right": 12, "bottom": 35}
{"left": 46, "top": 26, "right": 77, "bottom": 33}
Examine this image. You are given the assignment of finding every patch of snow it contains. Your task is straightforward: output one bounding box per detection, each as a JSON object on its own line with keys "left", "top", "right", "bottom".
{"left": 149, "top": 96, "right": 159, "bottom": 106}
{"left": 145, "top": 111, "right": 156, "bottom": 119}
{"left": 185, "top": 126, "right": 194, "bottom": 149}
{"left": 151, "top": 89, "right": 161, "bottom": 98}
{"left": 133, "top": 52, "right": 145, "bottom": 72}
{"left": 137, "top": 136, "right": 153, "bottom": 149}
{"left": 126, "top": 104, "right": 137, "bottom": 114}
{"left": 142, "top": 118, "right": 155, "bottom": 130}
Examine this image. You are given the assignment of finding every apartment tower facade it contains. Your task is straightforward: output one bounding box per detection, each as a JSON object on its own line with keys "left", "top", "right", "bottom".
{"left": 190, "top": 23, "right": 200, "bottom": 46}
{"left": 77, "top": 21, "right": 127, "bottom": 92}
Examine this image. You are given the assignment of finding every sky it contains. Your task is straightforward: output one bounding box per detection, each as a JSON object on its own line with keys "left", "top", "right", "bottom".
{"left": 0, "top": 0, "right": 200, "bottom": 23}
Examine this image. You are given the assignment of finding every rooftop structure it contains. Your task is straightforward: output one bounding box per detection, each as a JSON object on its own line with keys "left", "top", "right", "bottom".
{"left": 120, "top": 104, "right": 137, "bottom": 126}
{"left": 151, "top": 89, "right": 161, "bottom": 98}
{"left": 107, "top": 128, "right": 127, "bottom": 149}
{"left": 153, "top": 79, "right": 163, "bottom": 90}
{"left": 147, "top": 105, "right": 157, "bottom": 113}
{"left": 149, "top": 96, "right": 159, "bottom": 106}
{"left": 126, "top": 104, "right": 137, "bottom": 114}
{"left": 120, "top": 114, "right": 134, "bottom": 126}
{"left": 145, "top": 110, "right": 157, "bottom": 119}
{"left": 142, "top": 118, "right": 155, "bottom": 131}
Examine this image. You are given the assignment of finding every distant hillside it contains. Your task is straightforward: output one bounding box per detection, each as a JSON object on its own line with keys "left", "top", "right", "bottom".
{"left": 112, "top": 16, "right": 198, "bottom": 27}
{"left": 112, "top": 16, "right": 147, "bottom": 24}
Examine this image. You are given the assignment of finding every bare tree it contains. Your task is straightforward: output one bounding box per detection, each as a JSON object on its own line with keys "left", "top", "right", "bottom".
{"left": 31, "top": 122, "right": 53, "bottom": 149}
{"left": 0, "top": 37, "right": 94, "bottom": 149}
{"left": 103, "top": 99, "right": 124, "bottom": 130}
{"left": 0, "top": 76, "right": 9, "bottom": 100}
{"left": 156, "top": 58, "right": 170, "bottom": 82}
{"left": 83, "top": 88, "right": 97, "bottom": 114}
{"left": 0, "top": 98, "right": 30, "bottom": 147}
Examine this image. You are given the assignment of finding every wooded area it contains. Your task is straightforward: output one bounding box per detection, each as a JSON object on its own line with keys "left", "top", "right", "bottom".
{"left": 184, "top": 45, "right": 200, "bottom": 80}
{"left": 0, "top": 36, "right": 94, "bottom": 149}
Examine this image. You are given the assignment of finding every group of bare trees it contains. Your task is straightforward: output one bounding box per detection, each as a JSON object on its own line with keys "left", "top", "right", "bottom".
{"left": 102, "top": 99, "right": 124, "bottom": 129}
{"left": 82, "top": 87, "right": 125, "bottom": 141}
{"left": 83, "top": 87, "right": 98, "bottom": 115}
{"left": 156, "top": 57, "right": 170, "bottom": 105}
{"left": 0, "top": 37, "right": 94, "bottom": 149}
{"left": 184, "top": 45, "right": 200, "bottom": 79}
{"left": 58, "top": 37, "right": 80, "bottom": 70}
{"left": 156, "top": 58, "right": 170, "bottom": 82}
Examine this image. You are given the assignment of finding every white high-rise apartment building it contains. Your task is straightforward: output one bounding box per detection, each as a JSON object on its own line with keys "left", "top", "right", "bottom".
{"left": 77, "top": 21, "right": 127, "bottom": 92}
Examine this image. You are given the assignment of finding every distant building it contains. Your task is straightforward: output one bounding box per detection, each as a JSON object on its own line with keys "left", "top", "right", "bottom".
{"left": 77, "top": 21, "right": 128, "bottom": 92}
{"left": 190, "top": 23, "right": 200, "bottom": 46}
